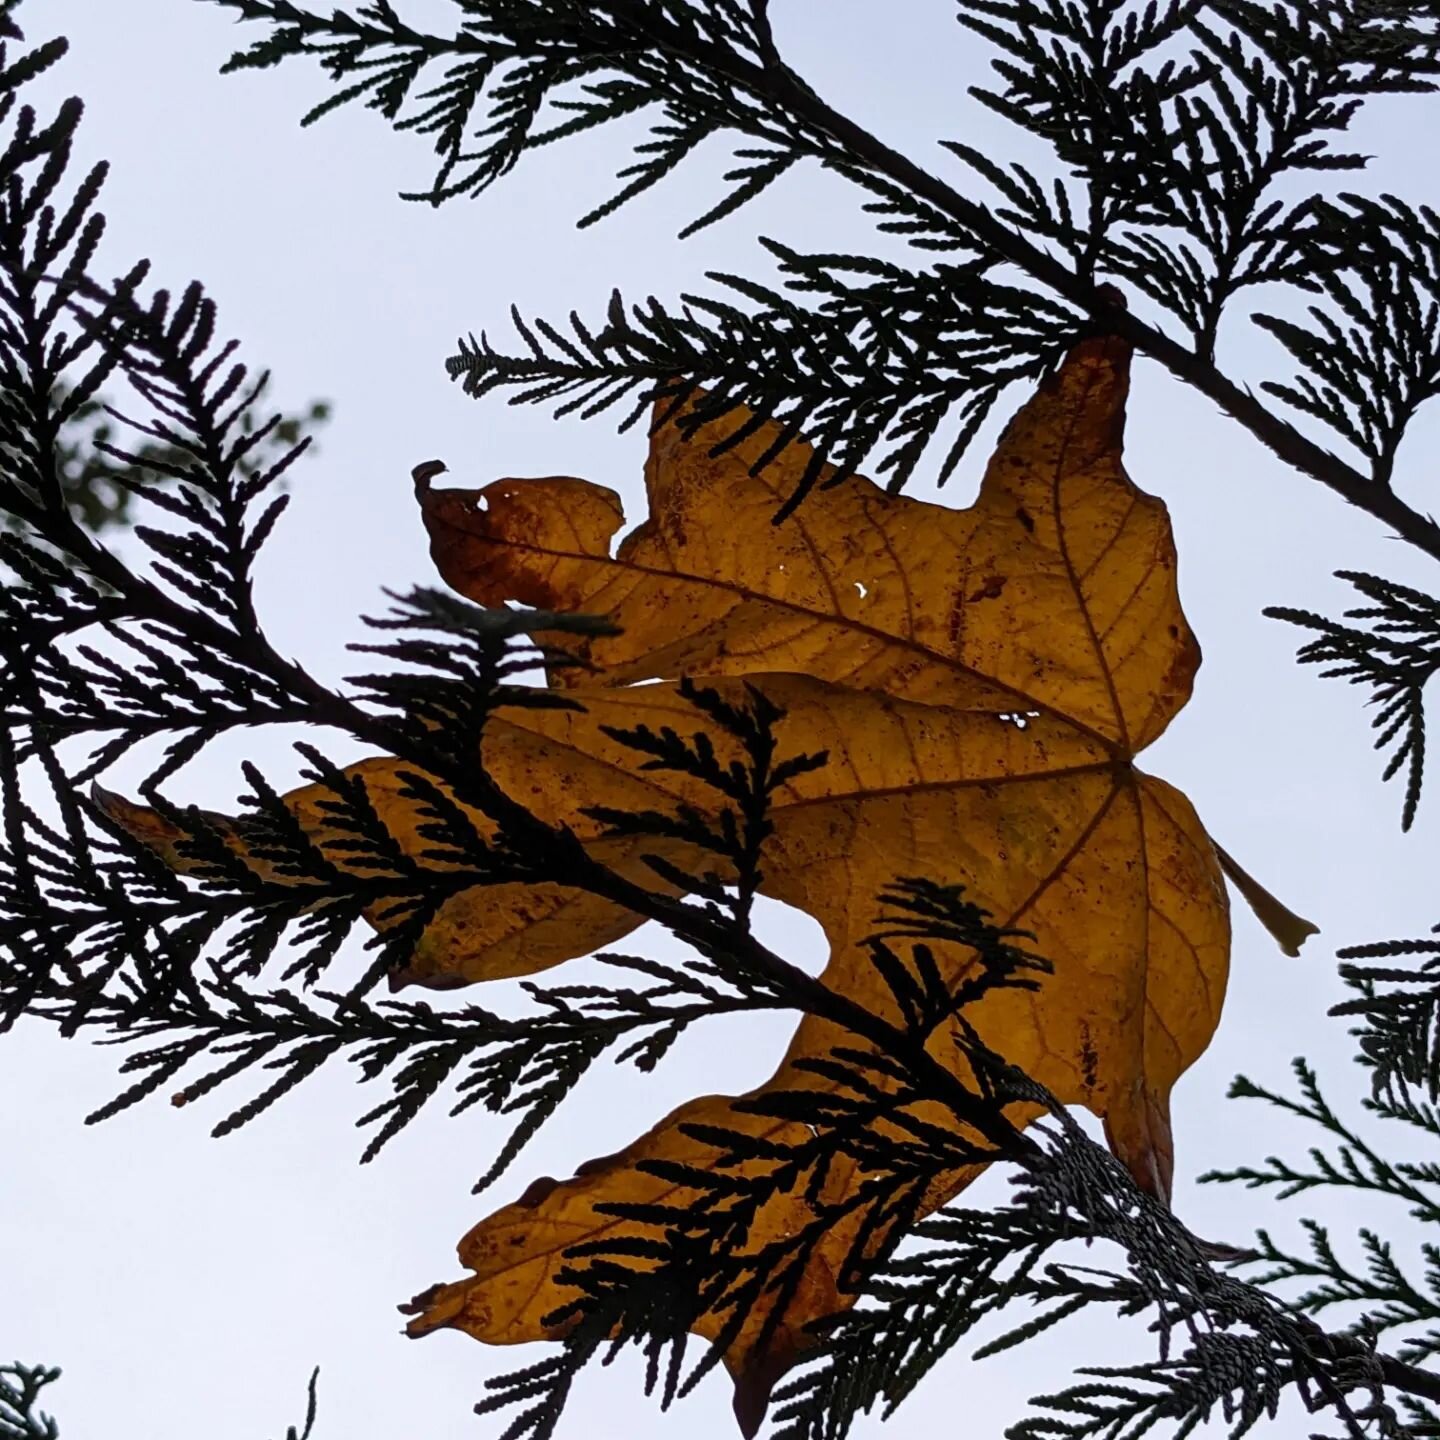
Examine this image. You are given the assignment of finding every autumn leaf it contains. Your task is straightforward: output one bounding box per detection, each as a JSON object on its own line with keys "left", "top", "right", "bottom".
{"left": 99, "top": 335, "right": 1316, "bottom": 1431}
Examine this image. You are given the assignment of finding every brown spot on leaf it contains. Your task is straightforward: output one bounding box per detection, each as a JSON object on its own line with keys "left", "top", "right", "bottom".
{"left": 1078, "top": 1022, "right": 1099, "bottom": 1093}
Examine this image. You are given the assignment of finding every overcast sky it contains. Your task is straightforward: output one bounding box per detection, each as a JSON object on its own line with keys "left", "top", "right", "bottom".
{"left": 4, "top": 4, "right": 1439, "bottom": 1438}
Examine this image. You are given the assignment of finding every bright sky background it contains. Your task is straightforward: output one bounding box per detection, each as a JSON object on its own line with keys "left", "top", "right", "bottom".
{"left": 4, "top": 3, "right": 1439, "bottom": 1438}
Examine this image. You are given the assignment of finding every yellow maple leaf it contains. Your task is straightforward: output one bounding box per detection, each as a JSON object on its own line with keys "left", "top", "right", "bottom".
{"left": 99, "top": 335, "right": 1316, "bottom": 1430}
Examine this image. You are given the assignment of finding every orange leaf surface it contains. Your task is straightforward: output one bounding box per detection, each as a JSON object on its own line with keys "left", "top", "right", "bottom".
{"left": 100, "top": 336, "right": 1316, "bottom": 1430}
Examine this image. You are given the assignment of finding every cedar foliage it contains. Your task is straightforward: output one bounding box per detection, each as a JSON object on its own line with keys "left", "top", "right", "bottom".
{"left": 4, "top": 2, "right": 1440, "bottom": 1437}
{"left": 38, "top": 379, "right": 331, "bottom": 535}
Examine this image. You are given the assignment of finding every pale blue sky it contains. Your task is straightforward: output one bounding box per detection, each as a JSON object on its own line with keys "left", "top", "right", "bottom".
{"left": 3, "top": 4, "right": 1439, "bottom": 1438}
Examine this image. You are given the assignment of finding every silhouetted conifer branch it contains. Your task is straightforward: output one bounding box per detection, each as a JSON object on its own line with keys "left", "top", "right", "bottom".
{"left": 0, "top": 1363, "right": 59, "bottom": 1440}
{"left": 5, "top": 9, "right": 1440, "bottom": 1440}
{"left": 0, "top": 1362, "right": 319, "bottom": 1440}
{"left": 1267, "top": 571, "right": 1440, "bottom": 830}
{"left": 446, "top": 249, "right": 1079, "bottom": 510}
{"left": 212, "top": 0, "right": 1440, "bottom": 557}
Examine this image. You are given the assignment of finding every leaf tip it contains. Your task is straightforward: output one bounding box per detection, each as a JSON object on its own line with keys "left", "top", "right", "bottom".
{"left": 412, "top": 459, "right": 448, "bottom": 494}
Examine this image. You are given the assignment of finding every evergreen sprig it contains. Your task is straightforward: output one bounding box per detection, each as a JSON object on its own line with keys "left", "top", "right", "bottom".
{"left": 775, "top": 1100, "right": 1433, "bottom": 1440}
{"left": 6, "top": 7, "right": 1440, "bottom": 1440}
{"left": 0, "top": 1363, "right": 319, "bottom": 1440}
{"left": 447, "top": 245, "right": 1080, "bottom": 512}
{"left": 210, "top": 0, "right": 1440, "bottom": 559}
{"left": 0, "top": 1365, "right": 58, "bottom": 1440}
{"left": 27, "top": 677, "right": 821, "bottom": 1181}
{"left": 12, "top": 378, "right": 331, "bottom": 537}
{"left": 1267, "top": 571, "right": 1440, "bottom": 831}
{"left": 57, "top": 945, "right": 780, "bottom": 1185}
{"left": 1255, "top": 194, "right": 1440, "bottom": 485}
{"left": 216, "top": 0, "right": 850, "bottom": 225}
{"left": 586, "top": 674, "right": 829, "bottom": 921}
{"left": 1347, "top": 2, "right": 1440, "bottom": 56}
{"left": 470, "top": 882, "right": 1050, "bottom": 1440}
{"left": 1203, "top": 1038, "right": 1440, "bottom": 1435}
{"left": 1335, "top": 947, "right": 1440, "bottom": 1103}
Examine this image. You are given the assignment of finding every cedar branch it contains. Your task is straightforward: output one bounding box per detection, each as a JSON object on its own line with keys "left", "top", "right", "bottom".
{"left": 577, "top": 2, "right": 1440, "bottom": 566}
